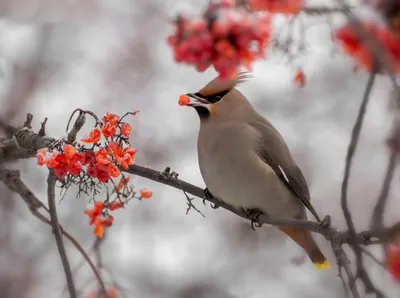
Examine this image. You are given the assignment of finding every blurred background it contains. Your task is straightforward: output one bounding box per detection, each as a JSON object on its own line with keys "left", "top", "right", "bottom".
{"left": 0, "top": 0, "right": 399, "bottom": 297}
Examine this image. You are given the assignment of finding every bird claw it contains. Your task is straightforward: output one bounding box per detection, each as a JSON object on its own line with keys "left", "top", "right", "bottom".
{"left": 320, "top": 215, "right": 331, "bottom": 229}
{"left": 159, "top": 167, "right": 179, "bottom": 180}
{"left": 243, "top": 208, "right": 263, "bottom": 231}
{"left": 203, "top": 188, "right": 221, "bottom": 209}
{"left": 210, "top": 202, "right": 220, "bottom": 209}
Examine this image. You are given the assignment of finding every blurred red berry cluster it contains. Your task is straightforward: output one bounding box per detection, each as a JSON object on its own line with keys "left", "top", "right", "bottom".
{"left": 167, "top": 0, "right": 272, "bottom": 79}
{"left": 387, "top": 237, "right": 400, "bottom": 281}
{"left": 335, "top": 21, "right": 400, "bottom": 73}
{"left": 249, "top": 0, "right": 304, "bottom": 14}
{"left": 293, "top": 67, "right": 306, "bottom": 88}
{"left": 87, "top": 288, "right": 119, "bottom": 298}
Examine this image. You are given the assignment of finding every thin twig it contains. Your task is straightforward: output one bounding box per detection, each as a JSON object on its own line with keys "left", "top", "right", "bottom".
{"left": 0, "top": 166, "right": 106, "bottom": 293}
{"left": 47, "top": 169, "right": 77, "bottom": 298}
{"left": 371, "top": 113, "right": 400, "bottom": 230}
{"left": 341, "top": 69, "right": 376, "bottom": 242}
{"left": 338, "top": 262, "right": 350, "bottom": 298}
{"left": 360, "top": 247, "right": 386, "bottom": 269}
{"left": 339, "top": 69, "right": 377, "bottom": 297}
{"left": 370, "top": 152, "right": 397, "bottom": 229}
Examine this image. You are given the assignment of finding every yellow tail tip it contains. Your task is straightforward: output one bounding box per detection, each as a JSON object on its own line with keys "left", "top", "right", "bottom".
{"left": 313, "top": 259, "right": 331, "bottom": 269}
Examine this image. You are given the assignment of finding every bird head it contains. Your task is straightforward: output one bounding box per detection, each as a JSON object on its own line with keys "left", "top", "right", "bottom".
{"left": 180, "top": 72, "right": 252, "bottom": 120}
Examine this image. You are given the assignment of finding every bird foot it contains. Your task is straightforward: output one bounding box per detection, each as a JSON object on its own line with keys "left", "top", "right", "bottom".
{"left": 159, "top": 167, "right": 179, "bottom": 180}
{"left": 203, "top": 188, "right": 220, "bottom": 209}
{"left": 242, "top": 207, "right": 263, "bottom": 231}
{"left": 320, "top": 215, "right": 331, "bottom": 229}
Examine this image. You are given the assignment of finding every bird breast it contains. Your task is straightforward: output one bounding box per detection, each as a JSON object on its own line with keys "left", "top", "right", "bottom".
{"left": 197, "top": 121, "right": 303, "bottom": 218}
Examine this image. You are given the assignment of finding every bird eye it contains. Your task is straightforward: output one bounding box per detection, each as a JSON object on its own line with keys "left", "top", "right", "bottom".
{"left": 214, "top": 95, "right": 221, "bottom": 102}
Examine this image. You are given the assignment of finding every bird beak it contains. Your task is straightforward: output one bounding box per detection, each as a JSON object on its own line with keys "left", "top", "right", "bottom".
{"left": 179, "top": 93, "right": 209, "bottom": 108}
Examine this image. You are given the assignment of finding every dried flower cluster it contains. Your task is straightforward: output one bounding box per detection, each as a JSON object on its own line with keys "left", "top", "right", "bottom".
{"left": 36, "top": 111, "right": 153, "bottom": 237}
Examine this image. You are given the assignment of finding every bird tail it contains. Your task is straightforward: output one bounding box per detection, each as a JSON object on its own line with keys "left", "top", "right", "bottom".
{"left": 278, "top": 226, "right": 331, "bottom": 270}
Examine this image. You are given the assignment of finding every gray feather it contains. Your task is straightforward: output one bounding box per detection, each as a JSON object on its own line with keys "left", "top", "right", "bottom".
{"left": 248, "top": 120, "right": 321, "bottom": 222}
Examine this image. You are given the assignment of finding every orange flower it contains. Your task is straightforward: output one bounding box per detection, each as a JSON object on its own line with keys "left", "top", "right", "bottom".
{"left": 113, "top": 146, "right": 124, "bottom": 163}
{"left": 80, "top": 151, "right": 95, "bottom": 165}
{"left": 178, "top": 94, "right": 190, "bottom": 106}
{"left": 107, "top": 288, "right": 119, "bottom": 298}
{"left": 249, "top": 0, "right": 304, "bottom": 14}
{"left": 293, "top": 68, "right": 306, "bottom": 88}
{"left": 103, "top": 215, "right": 114, "bottom": 227}
{"left": 95, "top": 148, "right": 111, "bottom": 164}
{"left": 102, "top": 112, "right": 120, "bottom": 125}
{"left": 68, "top": 162, "right": 82, "bottom": 176}
{"left": 115, "top": 176, "right": 130, "bottom": 191}
{"left": 86, "top": 290, "right": 96, "bottom": 298}
{"left": 108, "top": 163, "right": 121, "bottom": 178}
{"left": 108, "top": 201, "right": 124, "bottom": 210}
{"left": 94, "top": 217, "right": 105, "bottom": 238}
{"left": 81, "top": 128, "right": 101, "bottom": 143}
{"left": 63, "top": 144, "right": 77, "bottom": 159}
{"left": 102, "top": 122, "right": 117, "bottom": 138}
{"left": 46, "top": 151, "right": 63, "bottom": 168}
{"left": 121, "top": 123, "right": 132, "bottom": 137}
{"left": 140, "top": 188, "right": 153, "bottom": 199}
{"left": 36, "top": 148, "right": 49, "bottom": 165}
{"left": 87, "top": 163, "right": 99, "bottom": 178}
{"left": 96, "top": 161, "right": 109, "bottom": 173}
{"left": 121, "top": 154, "right": 134, "bottom": 170}
{"left": 94, "top": 201, "right": 105, "bottom": 209}
{"left": 84, "top": 201, "right": 104, "bottom": 225}
{"left": 86, "top": 288, "right": 119, "bottom": 298}
{"left": 97, "top": 170, "right": 110, "bottom": 183}
{"left": 123, "top": 147, "right": 137, "bottom": 157}
{"left": 54, "top": 164, "right": 69, "bottom": 178}
{"left": 107, "top": 141, "right": 118, "bottom": 155}
{"left": 93, "top": 216, "right": 114, "bottom": 238}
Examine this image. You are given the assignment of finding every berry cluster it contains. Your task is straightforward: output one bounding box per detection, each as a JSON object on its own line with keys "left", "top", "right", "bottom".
{"left": 37, "top": 112, "right": 136, "bottom": 181}
{"left": 387, "top": 237, "right": 400, "bottom": 281}
{"left": 167, "top": 2, "right": 271, "bottom": 79}
{"left": 248, "top": 0, "right": 304, "bottom": 14}
{"left": 36, "top": 111, "right": 153, "bottom": 238}
{"left": 335, "top": 22, "right": 400, "bottom": 73}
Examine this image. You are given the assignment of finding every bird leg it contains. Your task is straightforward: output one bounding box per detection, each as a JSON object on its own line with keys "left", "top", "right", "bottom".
{"left": 203, "top": 187, "right": 221, "bottom": 209}
{"left": 242, "top": 207, "right": 263, "bottom": 231}
{"left": 159, "top": 166, "right": 179, "bottom": 180}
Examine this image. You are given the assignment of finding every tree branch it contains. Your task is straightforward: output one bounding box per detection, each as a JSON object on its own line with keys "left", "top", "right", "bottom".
{"left": 122, "top": 164, "right": 399, "bottom": 243}
{"left": 341, "top": 70, "right": 376, "bottom": 241}
{"left": 339, "top": 69, "right": 379, "bottom": 297}
{"left": 0, "top": 166, "right": 106, "bottom": 295}
{"left": 47, "top": 169, "right": 77, "bottom": 298}
{"left": 370, "top": 116, "right": 400, "bottom": 230}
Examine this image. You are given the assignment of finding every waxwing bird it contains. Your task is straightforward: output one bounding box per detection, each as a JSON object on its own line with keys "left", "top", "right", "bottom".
{"left": 180, "top": 73, "right": 330, "bottom": 269}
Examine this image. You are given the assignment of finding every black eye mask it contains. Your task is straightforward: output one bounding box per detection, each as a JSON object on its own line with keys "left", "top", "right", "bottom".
{"left": 194, "top": 89, "right": 230, "bottom": 104}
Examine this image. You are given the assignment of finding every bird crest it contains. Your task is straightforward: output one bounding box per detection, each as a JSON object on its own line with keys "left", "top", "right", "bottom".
{"left": 198, "top": 71, "right": 252, "bottom": 97}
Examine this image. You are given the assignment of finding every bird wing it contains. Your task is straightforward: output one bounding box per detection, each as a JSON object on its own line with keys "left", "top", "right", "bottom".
{"left": 248, "top": 120, "right": 321, "bottom": 222}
